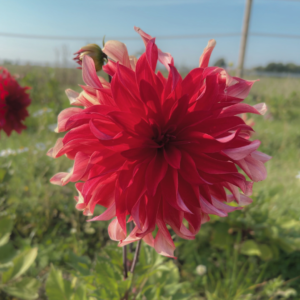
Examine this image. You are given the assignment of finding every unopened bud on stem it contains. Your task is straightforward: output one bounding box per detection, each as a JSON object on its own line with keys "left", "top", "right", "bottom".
{"left": 73, "top": 44, "right": 106, "bottom": 71}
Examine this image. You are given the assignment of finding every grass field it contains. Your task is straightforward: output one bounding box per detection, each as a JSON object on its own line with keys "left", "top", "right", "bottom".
{"left": 0, "top": 64, "right": 300, "bottom": 299}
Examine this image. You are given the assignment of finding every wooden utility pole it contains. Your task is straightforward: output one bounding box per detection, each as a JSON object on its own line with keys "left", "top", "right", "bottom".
{"left": 236, "top": 0, "right": 253, "bottom": 78}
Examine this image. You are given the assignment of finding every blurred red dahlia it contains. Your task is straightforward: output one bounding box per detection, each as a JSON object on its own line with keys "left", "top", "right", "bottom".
{"left": 0, "top": 68, "right": 31, "bottom": 136}
{"left": 48, "top": 27, "right": 271, "bottom": 257}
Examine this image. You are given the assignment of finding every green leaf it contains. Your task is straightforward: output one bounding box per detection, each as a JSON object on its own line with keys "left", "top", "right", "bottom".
{"left": 240, "top": 240, "right": 261, "bottom": 256}
{"left": 73, "top": 283, "right": 87, "bottom": 300}
{"left": 276, "top": 237, "right": 295, "bottom": 253}
{"left": 258, "top": 244, "right": 273, "bottom": 261}
{"left": 0, "top": 216, "right": 13, "bottom": 247}
{"left": 46, "top": 265, "right": 73, "bottom": 300}
{"left": 0, "top": 168, "right": 6, "bottom": 182}
{"left": 117, "top": 274, "right": 132, "bottom": 297}
{"left": 210, "top": 223, "right": 233, "bottom": 250}
{"left": 2, "top": 277, "right": 40, "bottom": 300}
{"left": 2, "top": 248, "right": 38, "bottom": 283}
{"left": 0, "top": 233, "right": 10, "bottom": 247}
{"left": 66, "top": 252, "right": 91, "bottom": 276}
{"left": 0, "top": 242, "right": 16, "bottom": 264}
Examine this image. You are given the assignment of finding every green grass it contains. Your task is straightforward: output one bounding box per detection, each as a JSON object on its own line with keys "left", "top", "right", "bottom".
{"left": 1, "top": 64, "right": 300, "bottom": 299}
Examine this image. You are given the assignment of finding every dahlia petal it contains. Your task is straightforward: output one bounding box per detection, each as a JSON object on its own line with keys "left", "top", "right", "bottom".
{"left": 181, "top": 68, "right": 204, "bottom": 99}
{"left": 134, "top": 26, "right": 152, "bottom": 46}
{"left": 156, "top": 214, "right": 175, "bottom": 248}
{"left": 90, "top": 119, "right": 117, "bottom": 140}
{"left": 65, "top": 89, "right": 81, "bottom": 106}
{"left": 158, "top": 51, "right": 174, "bottom": 72}
{"left": 74, "top": 182, "right": 88, "bottom": 210}
{"left": 115, "top": 63, "right": 140, "bottom": 102}
{"left": 237, "top": 155, "right": 267, "bottom": 182}
{"left": 211, "top": 197, "right": 241, "bottom": 213}
{"left": 88, "top": 203, "right": 116, "bottom": 221}
{"left": 146, "top": 152, "right": 168, "bottom": 196}
{"left": 180, "top": 152, "right": 204, "bottom": 184}
{"left": 78, "top": 90, "right": 99, "bottom": 106}
{"left": 108, "top": 218, "right": 126, "bottom": 241}
{"left": 125, "top": 164, "right": 148, "bottom": 212}
{"left": 201, "top": 213, "right": 210, "bottom": 224}
{"left": 82, "top": 56, "right": 103, "bottom": 89}
{"left": 63, "top": 124, "right": 95, "bottom": 144}
{"left": 129, "top": 55, "right": 138, "bottom": 71}
{"left": 76, "top": 89, "right": 104, "bottom": 106}
{"left": 154, "top": 230, "right": 176, "bottom": 258}
{"left": 103, "top": 40, "right": 131, "bottom": 68}
{"left": 108, "top": 111, "right": 144, "bottom": 136}
{"left": 142, "top": 232, "right": 155, "bottom": 247}
{"left": 179, "top": 223, "right": 196, "bottom": 239}
{"left": 200, "top": 197, "right": 227, "bottom": 217}
{"left": 65, "top": 105, "right": 116, "bottom": 130}
{"left": 98, "top": 76, "right": 111, "bottom": 89}
{"left": 139, "top": 80, "right": 162, "bottom": 118}
{"left": 223, "top": 182, "right": 240, "bottom": 202}
{"left": 131, "top": 199, "right": 142, "bottom": 230}
{"left": 167, "top": 94, "right": 189, "bottom": 126}
{"left": 193, "top": 153, "right": 238, "bottom": 174}
{"left": 50, "top": 172, "right": 72, "bottom": 186}
{"left": 157, "top": 71, "right": 167, "bottom": 86}
{"left": 102, "top": 60, "right": 117, "bottom": 77}
{"left": 253, "top": 103, "right": 267, "bottom": 115}
{"left": 199, "top": 39, "right": 216, "bottom": 68}
{"left": 227, "top": 77, "right": 256, "bottom": 99}
{"left": 70, "top": 152, "right": 90, "bottom": 182}
{"left": 118, "top": 226, "right": 141, "bottom": 246}
{"left": 219, "top": 103, "right": 267, "bottom": 118}
{"left": 134, "top": 26, "right": 174, "bottom": 71}
{"left": 184, "top": 212, "right": 201, "bottom": 234}
{"left": 146, "top": 38, "right": 158, "bottom": 72}
{"left": 88, "top": 183, "right": 115, "bottom": 215}
{"left": 136, "top": 53, "right": 156, "bottom": 88}
{"left": 55, "top": 107, "right": 82, "bottom": 133}
{"left": 238, "top": 194, "right": 253, "bottom": 205}
{"left": 251, "top": 150, "right": 272, "bottom": 163}
{"left": 47, "top": 138, "right": 63, "bottom": 158}
{"left": 161, "top": 168, "right": 193, "bottom": 214}
{"left": 111, "top": 65, "right": 139, "bottom": 112}
{"left": 195, "top": 74, "right": 220, "bottom": 111}
{"left": 177, "top": 193, "right": 193, "bottom": 214}
{"left": 223, "top": 140, "right": 261, "bottom": 160}
{"left": 136, "top": 192, "right": 161, "bottom": 237}
{"left": 163, "top": 145, "right": 181, "bottom": 169}
{"left": 215, "top": 131, "right": 237, "bottom": 143}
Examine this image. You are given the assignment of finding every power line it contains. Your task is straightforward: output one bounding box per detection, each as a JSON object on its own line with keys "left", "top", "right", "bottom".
{"left": 251, "top": 32, "right": 300, "bottom": 39}
{"left": 1, "top": 31, "right": 300, "bottom": 41}
{"left": 0, "top": 32, "right": 240, "bottom": 41}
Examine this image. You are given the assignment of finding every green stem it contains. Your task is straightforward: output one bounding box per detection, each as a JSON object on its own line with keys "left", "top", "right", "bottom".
{"left": 123, "top": 245, "right": 128, "bottom": 279}
{"left": 130, "top": 240, "right": 142, "bottom": 274}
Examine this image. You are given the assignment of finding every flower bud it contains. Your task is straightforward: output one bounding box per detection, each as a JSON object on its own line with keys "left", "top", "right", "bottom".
{"left": 73, "top": 44, "right": 106, "bottom": 71}
{"left": 195, "top": 265, "right": 207, "bottom": 276}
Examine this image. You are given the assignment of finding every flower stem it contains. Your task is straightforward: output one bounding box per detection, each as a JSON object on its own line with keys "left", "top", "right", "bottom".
{"left": 130, "top": 240, "right": 142, "bottom": 274}
{"left": 129, "top": 222, "right": 134, "bottom": 253}
{"left": 123, "top": 245, "right": 128, "bottom": 279}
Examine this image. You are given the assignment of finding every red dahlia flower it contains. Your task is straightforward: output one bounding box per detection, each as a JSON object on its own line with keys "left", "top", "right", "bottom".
{"left": 48, "top": 27, "right": 271, "bottom": 258}
{"left": 0, "top": 68, "right": 31, "bottom": 136}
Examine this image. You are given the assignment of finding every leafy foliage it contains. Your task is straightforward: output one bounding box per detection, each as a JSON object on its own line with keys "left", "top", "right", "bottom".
{"left": 0, "top": 192, "right": 39, "bottom": 299}
{"left": 0, "top": 65, "right": 300, "bottom": 299}
{"left": 45, "top": 244, "right": 194, "bottom": 300}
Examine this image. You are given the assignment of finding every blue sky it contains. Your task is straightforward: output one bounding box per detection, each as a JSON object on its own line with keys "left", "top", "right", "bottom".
{"left": 1, "top": 0, "right": 299, "bottom": 68}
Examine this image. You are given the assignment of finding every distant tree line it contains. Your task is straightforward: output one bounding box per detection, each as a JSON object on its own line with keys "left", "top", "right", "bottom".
{"left": 255, "top": 62, "right": 300, "bottom": 74}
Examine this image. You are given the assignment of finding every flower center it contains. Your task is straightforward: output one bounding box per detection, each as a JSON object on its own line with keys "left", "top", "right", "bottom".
{"left": 153, "top": 132, "right": 176, "bottom": 148}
